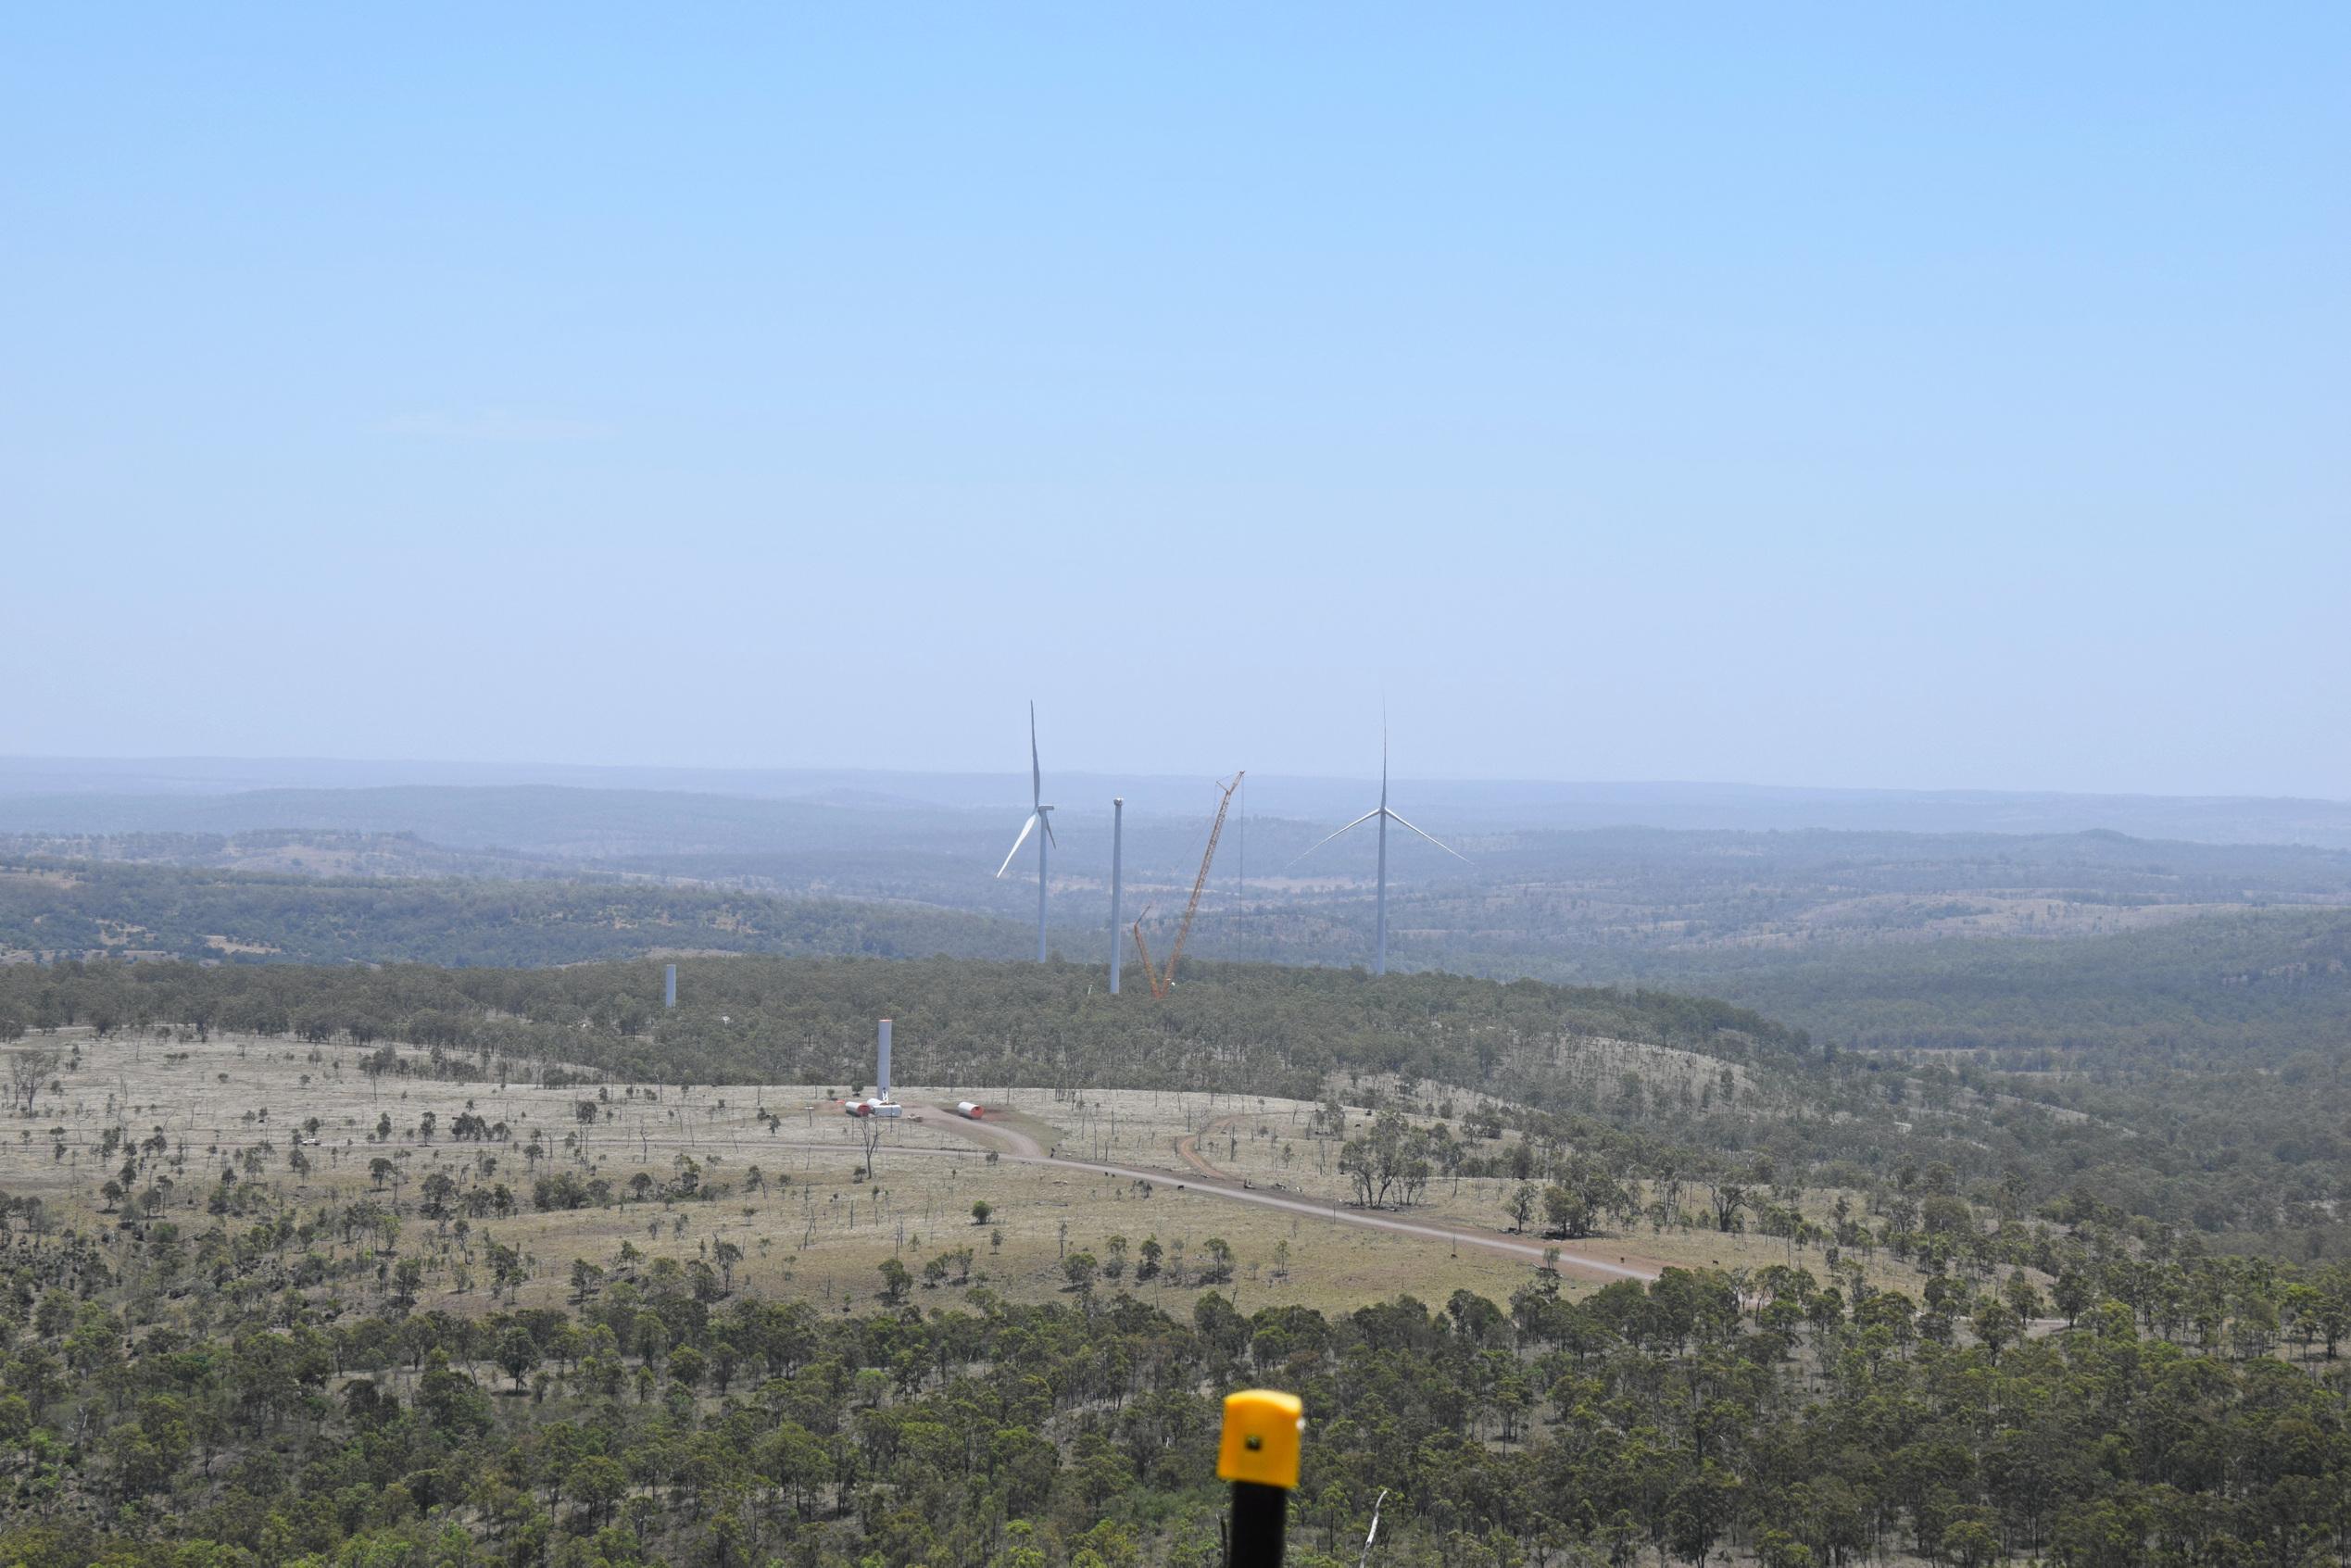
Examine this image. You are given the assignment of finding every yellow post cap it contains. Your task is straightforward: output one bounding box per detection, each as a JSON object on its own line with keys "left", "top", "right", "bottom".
{"left": 1216, "top": 1388, "right": 1304, "bottom": 1488}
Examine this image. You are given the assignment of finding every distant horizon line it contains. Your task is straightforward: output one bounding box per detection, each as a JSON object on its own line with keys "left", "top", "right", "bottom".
{"left": 1, "top": 752, "right": 2343, "bottom": 809}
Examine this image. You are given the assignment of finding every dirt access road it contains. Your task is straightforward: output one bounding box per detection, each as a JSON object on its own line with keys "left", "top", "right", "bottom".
{"left": 900, "top": 1101, "right": 1664, "bottom": 1286}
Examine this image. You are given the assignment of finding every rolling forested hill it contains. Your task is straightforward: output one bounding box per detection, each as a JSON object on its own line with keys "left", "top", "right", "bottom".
{"left": 12, "top": 846, "right": 2351, "bottom": 1079}
{"left": 0, "top": 860, "right": 1025, "bottom": 967}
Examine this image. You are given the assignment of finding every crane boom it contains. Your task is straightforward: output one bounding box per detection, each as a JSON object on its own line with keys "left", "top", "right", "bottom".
{"left": 1133, "top": 924, "right": 1163, "bottom": 999}
{"left": 1129, "top": 904, "right": 1166, "bottom": 1000}
{"left": 1162, "top": 771, "right": 1244, "bottom": 991}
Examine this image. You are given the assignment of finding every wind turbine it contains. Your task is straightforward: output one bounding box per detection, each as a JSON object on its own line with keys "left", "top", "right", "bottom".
{"left": 1287, "top": 726, "right": 1465, "bottom": 975}
{"left": 994, "top": 702, "right": 1056, "bottom": 961}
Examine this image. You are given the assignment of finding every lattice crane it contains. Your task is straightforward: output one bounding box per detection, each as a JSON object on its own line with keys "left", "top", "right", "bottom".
{"left": 1131, "top": 771, "right": 1245, "bottom": 998}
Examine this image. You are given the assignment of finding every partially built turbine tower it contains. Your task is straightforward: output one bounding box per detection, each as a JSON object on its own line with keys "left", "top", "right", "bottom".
{"left": 845, "top": 1019, "right": 903, "bottom": 1117}
{"left": 1109, "top": 797, "right": 1125, "bottom": 995}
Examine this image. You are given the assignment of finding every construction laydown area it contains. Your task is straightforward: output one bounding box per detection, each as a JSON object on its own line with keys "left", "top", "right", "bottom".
{"left": 2, "top": 1029, "right": 1932, "bottom": 1323}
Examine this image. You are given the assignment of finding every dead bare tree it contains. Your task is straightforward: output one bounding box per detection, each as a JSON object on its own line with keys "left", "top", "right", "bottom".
{"left": 7, "top": 1047, "right": 60, "bottom": 1114}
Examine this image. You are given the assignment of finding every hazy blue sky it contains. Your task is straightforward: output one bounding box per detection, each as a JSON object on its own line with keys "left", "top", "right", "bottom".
{"left": 6, "top": 6, "right": 2345, "bottom": 795}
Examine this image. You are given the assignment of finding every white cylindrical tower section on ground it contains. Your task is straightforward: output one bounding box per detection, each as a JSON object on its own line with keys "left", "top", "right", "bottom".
{"left": 955, "top": 1100, "right": 984, "bottom": 1120}
{"left": 876, "top": 1018, "right": 892, "bottom": 1100}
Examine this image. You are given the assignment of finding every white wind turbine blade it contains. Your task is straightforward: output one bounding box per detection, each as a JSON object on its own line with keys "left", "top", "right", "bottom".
{"left": 1040, "top": 809, "right": 1058, "bottom": 847}
{"left": 1029, "top": 701, "right": 1042, "bottom": 808}
{"left": 1382, "top": 808, "right": 1469, "bottom": 862}
{"left": 1281, "top": 807, "right": 1382, "bottom": 872}
{"left": 995, "top": 812, "right": 1041, "bottom": 877}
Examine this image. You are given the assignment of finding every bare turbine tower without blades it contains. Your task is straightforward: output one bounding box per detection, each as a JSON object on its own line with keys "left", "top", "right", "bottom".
{"left": 994, "top": 702, "right": 1056, "bottom": 962}
{"left": 1108, "top": 797, "right": 1125, "bottom": 994}
{"left": 1286, "top": 724, "right": 1466, "bottom": 975}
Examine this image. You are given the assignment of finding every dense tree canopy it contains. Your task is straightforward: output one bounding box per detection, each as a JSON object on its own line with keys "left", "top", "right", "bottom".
{"left": 0, "top": 1236, "right": 2344, "bottom": 1568}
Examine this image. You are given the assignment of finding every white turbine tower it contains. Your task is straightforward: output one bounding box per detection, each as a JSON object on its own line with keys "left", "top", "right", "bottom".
{"left": 1288, "top": 726, "right": 1465, "bottom": 975}
{"left": 994, "top": 702, "right": 1056, "bottom": 962}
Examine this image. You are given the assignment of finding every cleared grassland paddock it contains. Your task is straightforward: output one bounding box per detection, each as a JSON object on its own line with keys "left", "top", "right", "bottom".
{"left": 3, "top": 1029, "right": 1921, "bottom": 1322}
